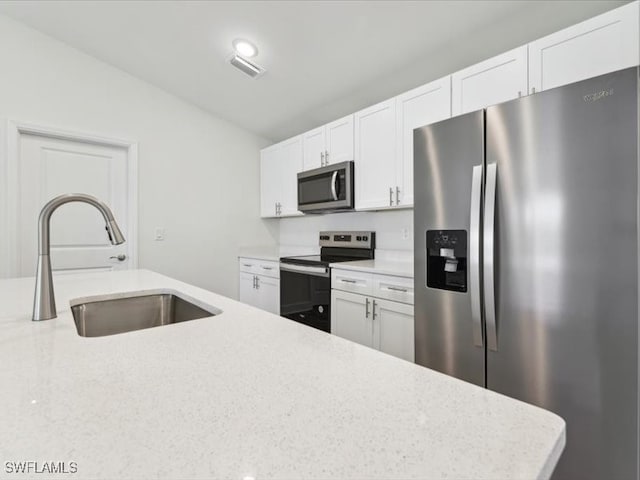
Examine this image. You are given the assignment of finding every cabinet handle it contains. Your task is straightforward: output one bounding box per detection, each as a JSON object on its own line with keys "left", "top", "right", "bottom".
{"left": 252, "top": 275, "right": 256, "bottom": 289}
{"left": 261, "top": 266, "right": 273, "bottom": 270}
{"left": 389, "top": 187, "right": 394, "bottom": 206}
{"left": 372, "top": 299, "right": 378, "bottom": 320}
{"left": 255, "top": 276, "right": 260, "bottom": 290}
{"left": 386, "top": 286, "right": 408, "bottom": 293}
{"left": 325, "top": 150, "right": 329, "bottom": 164}
{"left": 395, "top": 186, "right": 400, "bottom": 205}
{"left": 321, "top": 151, "right": 325, "bottom": 166}
{"left": 340, "top": 279, "right": 357, "bottom": 283}
{"left": 531, "top": 87, "right": 536, "bottom": 94}
{"left": 242, "top": 263, "right": 253, "bottom": 267}
{"left": 365, "top": 297, "right": 370, "bottom": 318}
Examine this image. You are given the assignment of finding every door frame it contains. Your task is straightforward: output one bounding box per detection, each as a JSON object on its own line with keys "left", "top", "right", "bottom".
{"left": 1, "top": 119, "right": 139, "bottom": 278}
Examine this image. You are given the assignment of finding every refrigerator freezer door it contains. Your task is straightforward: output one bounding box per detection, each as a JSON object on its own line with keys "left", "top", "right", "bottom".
{"left": 413, "top": 111, "right": 485, "bottom": 387}
{"left": 486, "top": 68, "right": 638, "bottom": 480}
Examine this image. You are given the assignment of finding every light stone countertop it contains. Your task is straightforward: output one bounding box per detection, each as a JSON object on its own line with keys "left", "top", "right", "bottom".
{"left": 0, "top": 269, "right": 564, "bottom": 480}
{"left": 329, "top": 258, "right": 414, "bottom": 278}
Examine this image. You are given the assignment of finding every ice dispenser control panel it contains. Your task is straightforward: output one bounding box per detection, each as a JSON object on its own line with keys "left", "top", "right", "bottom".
{"left": 426, "top": 230, "right": 467, "bottom": 292}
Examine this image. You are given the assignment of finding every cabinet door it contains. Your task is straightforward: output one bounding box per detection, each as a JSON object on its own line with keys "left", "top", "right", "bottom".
{"left": 354, "top": 99, "right": 397, "bottom": 210}
{"left": 529, "top": 2, "right": 639, "bottom": 94}
{"left": 331, "top": 290, "right": 373, "bottom": 348}
{"left": 452, "top": 46, "right": 528, "bottom": 115}
{"left": 325, "top": 114, "right": 354, "bottom": 165}
{"left": 260, "top": 145, "right": 280, "bottom": 218}
{"left": 302, "top": 126, "right": 325, "bottom": 171}
{"left": 396, "top": 76, "right": 451, "bottom": 207}
{"left": 256, "top": 275, "right": 280, "bottom": 315}
{"left": 239, "top": 272, "right": 259, "bottom": 307}
{"left": 279, "top": 135, "right": 304, "bottom": 217}
{"left": 373, "top": 298, "right": 414, "bottom": 362}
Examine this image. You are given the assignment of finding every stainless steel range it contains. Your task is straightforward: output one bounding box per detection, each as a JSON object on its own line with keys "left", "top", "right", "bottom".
{"left": 280, "top": 231, "right": 375, "bottom": 332}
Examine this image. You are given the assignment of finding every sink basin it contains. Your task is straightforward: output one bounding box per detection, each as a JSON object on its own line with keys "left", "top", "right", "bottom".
{"left": 71, "top": 291, "right": 219, "bottom": 337}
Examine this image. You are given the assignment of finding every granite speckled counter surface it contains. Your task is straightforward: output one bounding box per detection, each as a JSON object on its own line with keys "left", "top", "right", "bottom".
{"left": 0, "top": 270, "right": 564, "bottom": 479}
{"left": 329, "top": 258, "right": 414, "bottom": 278}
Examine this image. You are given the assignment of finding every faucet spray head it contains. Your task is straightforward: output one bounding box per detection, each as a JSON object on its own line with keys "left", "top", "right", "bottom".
{"left": 106, "top": 220, "right": 125, "bottom": 245}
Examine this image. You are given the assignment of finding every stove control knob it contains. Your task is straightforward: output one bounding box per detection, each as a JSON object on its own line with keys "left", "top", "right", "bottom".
{"left": 356, "top": 236, "right": 362, "bottom": 241}
{"left": 362, "top": 236, "right": 368, "bottom": 241}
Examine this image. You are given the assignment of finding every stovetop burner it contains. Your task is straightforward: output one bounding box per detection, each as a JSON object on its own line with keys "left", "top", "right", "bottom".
{"left": 280, "top": 231, "right": 376, "bottom": 266}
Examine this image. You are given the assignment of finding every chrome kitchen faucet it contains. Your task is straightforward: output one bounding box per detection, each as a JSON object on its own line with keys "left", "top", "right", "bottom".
{"left": 32, "top": 193, "right": 125, "bottom": 321}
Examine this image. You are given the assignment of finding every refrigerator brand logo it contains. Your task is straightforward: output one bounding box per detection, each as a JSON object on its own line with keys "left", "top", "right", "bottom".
{"left": 583, "top": 89, "right": 614, "bottom": 103}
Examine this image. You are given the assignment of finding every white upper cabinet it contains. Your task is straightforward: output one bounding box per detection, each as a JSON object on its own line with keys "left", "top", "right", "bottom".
{"left": 325, "top": 114, "right": 354, "bottom": 165}
{"left": 260, "top": 136, "right": 303, "bottom": 218}
{"left": 302, "top": 126, "right": 325, "bottom": 171}
{"left": 355, "top": 98, "right": 398, "bottom": 210}
{"left": 529, "top": 2, "right": 639, "bottom": 94}
{"left": 395, "top": 76, "right": 451, "bottom": 207}
{"left": 302, "top": 114, "right": 354, "bottom": 171}
{"left": 260, "top": 145, "right": 280, "bottom": 218}
{"left": 452, "top": 46, "right": 528, "bottom": 115}
{"left": 279, "top": 136, "right": 304, "bottom": 216}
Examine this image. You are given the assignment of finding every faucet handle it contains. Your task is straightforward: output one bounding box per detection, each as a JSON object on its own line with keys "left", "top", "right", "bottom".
{"left": 109, "top": 254, "right": 127, "bottom": 262}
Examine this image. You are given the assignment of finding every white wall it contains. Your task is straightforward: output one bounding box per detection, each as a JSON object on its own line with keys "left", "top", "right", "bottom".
{"left": 279, "top": 209, "right": 413, "bottom": 252}
{"left": 0, "top": 13, "right": 279, "bottom": 298}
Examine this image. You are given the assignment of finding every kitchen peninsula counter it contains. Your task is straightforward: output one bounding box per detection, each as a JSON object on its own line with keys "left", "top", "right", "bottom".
{"left": 0, "top": 270, "right": 564, "bottom": 479}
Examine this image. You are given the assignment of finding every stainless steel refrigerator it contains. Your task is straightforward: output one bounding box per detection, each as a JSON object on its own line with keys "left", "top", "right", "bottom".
{"left": 414, "top": 67, "right": 639, "bottom": 480}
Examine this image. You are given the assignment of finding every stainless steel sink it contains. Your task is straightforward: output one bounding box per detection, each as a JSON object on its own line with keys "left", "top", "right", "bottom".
{"left": 71, "top": 292, "right": 219, "bottom": 337}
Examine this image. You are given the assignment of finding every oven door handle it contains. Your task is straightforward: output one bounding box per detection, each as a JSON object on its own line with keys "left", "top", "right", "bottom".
{"left": 280, "top": 263, "right": 330, "bottom": 277}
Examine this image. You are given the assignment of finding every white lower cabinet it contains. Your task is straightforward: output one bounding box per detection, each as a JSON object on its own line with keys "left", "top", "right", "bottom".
{"left": 331, "top": 290, "right": 373, "bottom": 348}
{"left": 373, "top": 298, "right": 414, "bottom": 362}
{"left": 331, "top": 269, "right": 414, "bottom": 362}
{"left": 238, "top": 258, "right": 280, "bottom": 314}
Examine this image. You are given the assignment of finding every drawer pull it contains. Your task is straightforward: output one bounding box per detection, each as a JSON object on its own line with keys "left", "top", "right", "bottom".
{"left": 341, "top": 279, "right": 357, "bottom": 284}
{"left": 386, "top": 286, "right": 408, "bottom": 292}
{"left": 242, "top": 264, "right": 253, "bottom": 267}
{"left": 261, "top": 266, "right": 273, "bottom": 270}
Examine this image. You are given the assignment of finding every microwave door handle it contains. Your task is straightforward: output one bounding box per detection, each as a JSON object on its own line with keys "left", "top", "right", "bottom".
{"left": 330, "top": 170, "right": 338, "bottom": 201}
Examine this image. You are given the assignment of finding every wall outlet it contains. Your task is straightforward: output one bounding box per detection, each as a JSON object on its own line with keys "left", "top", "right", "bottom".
{"left": 155, "top": 228, "right": 165, "bottom": 241}
{"left": 401, "top": 227, "right": 410, "bottom": 241}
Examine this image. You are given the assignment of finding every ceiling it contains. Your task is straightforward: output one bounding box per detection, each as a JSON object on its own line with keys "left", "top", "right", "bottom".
{"left": 0, "top": 0, "right": 628, "bottom": 142}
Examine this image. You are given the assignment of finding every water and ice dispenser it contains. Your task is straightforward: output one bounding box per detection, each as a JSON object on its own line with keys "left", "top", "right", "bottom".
{"left": 426, "top": 230, "right": 467, "bottom": 292}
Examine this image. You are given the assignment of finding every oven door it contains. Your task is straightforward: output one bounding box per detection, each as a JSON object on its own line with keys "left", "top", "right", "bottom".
{"left": 297, "top": 161, "right": 354, "bottom": 212}
{"left": 280, "top": 263, "right": 331, "bottom": 332}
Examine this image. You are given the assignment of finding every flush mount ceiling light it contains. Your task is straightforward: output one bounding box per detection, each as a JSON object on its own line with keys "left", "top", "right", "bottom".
{"left": 232, "top": 38, "right": 258, "bottom": 58}
{"left": 229, "top": 38, "right": 265, "bottom": 79}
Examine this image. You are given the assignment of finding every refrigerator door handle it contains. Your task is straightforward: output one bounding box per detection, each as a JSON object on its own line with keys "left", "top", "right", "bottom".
{"left": 484, "top": 163, "right": 498, "bottom": 351}
{"left": 469, "top": 164, "right": 484, "bottom": 348}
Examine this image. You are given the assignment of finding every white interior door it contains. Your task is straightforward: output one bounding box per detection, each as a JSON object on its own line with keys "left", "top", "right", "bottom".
{"left": 17, "top": 133, "right": 134, "bottom": 276}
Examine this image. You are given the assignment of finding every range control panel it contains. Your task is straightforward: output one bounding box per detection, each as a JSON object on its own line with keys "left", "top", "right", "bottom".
{"left": 319, "top": 231, "right": 375, "bottom": 249}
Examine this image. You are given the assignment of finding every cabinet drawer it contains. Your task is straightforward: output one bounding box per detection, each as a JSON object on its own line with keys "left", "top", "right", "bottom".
{"left": 238, "top": 258, "right": 280, "bottom": 279}
{"left": 331, "top": 269, "right": 373, "bottom": 295}
{"left": 373, "top": 274, "right": 414, "bottom": 305}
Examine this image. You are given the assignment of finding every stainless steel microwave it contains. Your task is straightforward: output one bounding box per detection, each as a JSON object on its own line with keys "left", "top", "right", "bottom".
{"left": 297, "top": 161, "right": 354, "bottom": 213}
